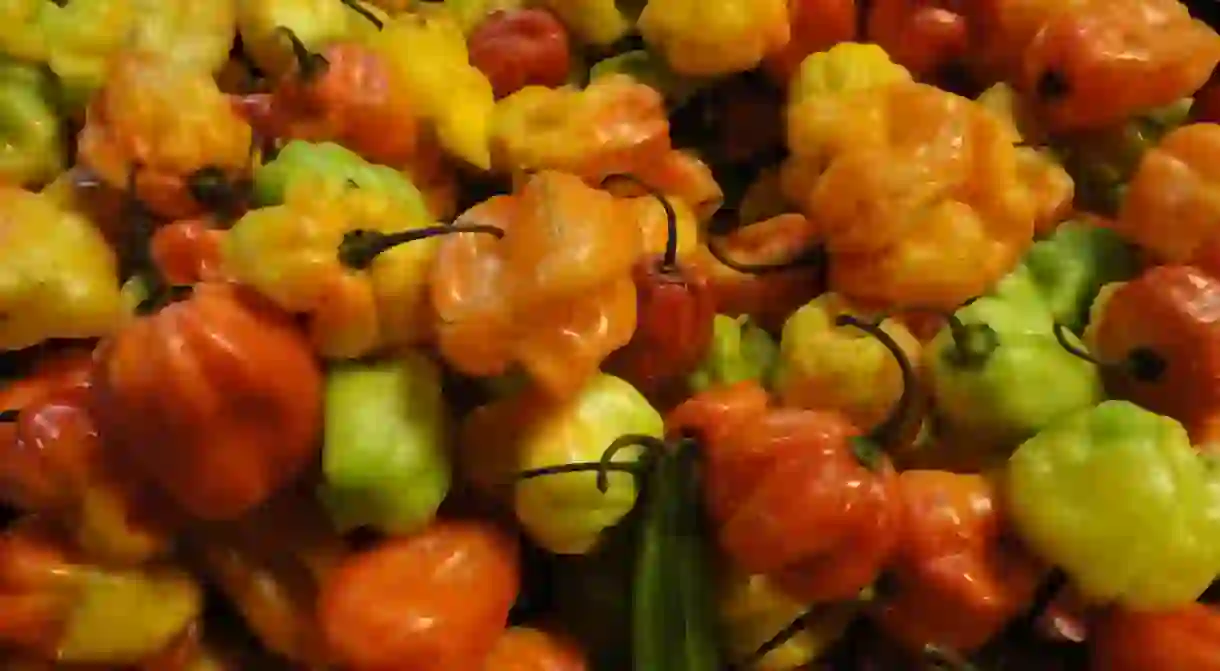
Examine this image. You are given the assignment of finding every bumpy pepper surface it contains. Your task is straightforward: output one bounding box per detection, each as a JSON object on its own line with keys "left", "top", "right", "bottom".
{"left": 0, "top": 58, "right": 66, "bottom": 188}
{"left": 637, "top": 0, "right": 790, "bottom": 77}
{"left": 252, "top": 139, "right": 431, "bottom": 215}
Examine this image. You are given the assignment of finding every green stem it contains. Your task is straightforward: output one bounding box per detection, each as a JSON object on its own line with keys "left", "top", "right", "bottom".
{"left": 514, "top": 433, "right": 669, "bottom": 493}
{"left": 276, "top": 27, "right": 329, "bottom": 81}
{"left": 602, "top": 174, "right": 680, "bottom": 271}
{"left": 945, "top": 314, "right": 999, "bottom": 369}
{"left": 340, "top": 0, "right": 384, "bottom": 30}
{"left": 1052, "top": 323, "right": 1166, "bottom": 383}
{"left": 835, "top": 314, "right": 918, "bottom": 466}
{"left": 337, "top": 224, "right": 505, "bottom": 270}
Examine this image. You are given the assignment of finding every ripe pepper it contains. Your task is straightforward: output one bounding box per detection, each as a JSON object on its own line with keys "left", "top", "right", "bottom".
{"left": 774, "top": 293, "right": 922, "bottom": 435}
{"left": 532, "top": 0, "right": 631, "bottom": 46}
{"left": 0, "top": 58, "right": 66, "bottom": 188}
{"left": 1090, "top": 603, "right": 1220, "bottom": 671}
{"left": 442, "top": 0, "right": 525, "bottom": 34}
{"left": 365, "top": 8, "right": 497, "bottom": 169}
{"left": 870, "top": 471, "right": 1046, "bottom": 655}
{"left": 252, "top": 139, "right": 431, "bottom": 215}
{"left": 224, "top": 178, "right": 478, "bottom": 359}
{"left": 1007, "top": 401, "right": 1220, "bottom": 609}
{"left": 0, "top": 522, "right": 202, "bottom": 665}
{"left": 92, "top": 282, "right": 324, "bottom": 520}
{"left": 149, "top": 218, "right": 227, "bottom": 286}
{"left": 483, "top": 627, "right": 589, "bottom": 671}
{"left": 688, "top": 315, "right": 778, "bottom": 394}
{"left": 77, "top": 54, "right": 255, "bottom": 220}
{"left": 866, "top": 0, "right": 970, "bottom": 81}
{"left": 783, "top": 42, "right": 912, "bottom": 145}
{"left": 320, "top": 350, "right": 451, "bottom": 535}
{"left": 1017, "top": 0, "right": 1220, "bottom": 132}
{"left": 319, "top": 520, "right": 519, "bottom": 671}
{"left": 0, "top": 187, "right": 125, "bottom": 352}
{"left": 430, "top": 171, "right": 640, "bottom": 398}
{"left": 924, "top": 292, "right": 1104, "bottom": 469}
{"left": 129, "top": 0, "right": 237, "bottom": 74}
{"left": 460, "top": 373, "right": 662, "bottom": 554}
{"left": 761, "top": 0, "right": 856, "bottom": 85}
{"left": 638, "top": 0, "right": 789, "bottom": 77}
{"left": 589, "top": 50, "right": 707, "bottom": 108}
{"left": 468, "top": 8, "right": 572, "bottom": 99}
{"left": 237, "top": 0, "right": 384, "bottom": 81}
{"left": 1116, "top": 123, "right": 1220, "bottom": 264}
{"left": 669, "top": 315, "right": 914, "bottom": 605}
{"left": 1082, "top": 265, "right": 1220, "bottom": 444}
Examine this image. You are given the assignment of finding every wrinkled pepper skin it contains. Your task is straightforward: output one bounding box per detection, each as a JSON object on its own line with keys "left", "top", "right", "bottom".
{"left": 638, "top": 0, "right": 789, "bottom": 77}
{"left": 92, "top": 283, "right": 323, "bottom": 520}
{"left": 1007, "top": 401, "right": 1220, "bottom": 609}
{"left": 320, "top": 350, "right": 451, "bottom": 536}
{"left": 688, "top": 315, "right": 778, "bottom": 394}
{"left": 1085, "top": 265, "right": 1220, "bottom": 444}
{"left": 762, "top": 0, "right": 856, "bottom": 85}
{"left": 1090, "top": 603, "right": 1220, "bottom": 671}
{"left": 468, "top": 8, "right": 572, "bottom": 99}
{"left": 0, "top": 58, "right": 66, "bottom": 188}
{"left": 236, "top": 0, "right": 377, "bottom": 81}
{"left": 0, "top": 188, "right": 125, "bottom": 352}
{"left": 871, "top": 471, "right": 1045, "bottom": 654}
{"left": 129, "top": 0, "right": 237, "bottom": 74}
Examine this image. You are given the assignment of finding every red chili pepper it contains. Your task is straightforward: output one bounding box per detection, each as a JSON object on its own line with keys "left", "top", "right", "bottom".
{"left": 468, "top": 8, "right": 572, "bottom": 99}
{"left": 1091, "top": 603, "right": 1220, "bottom": 671}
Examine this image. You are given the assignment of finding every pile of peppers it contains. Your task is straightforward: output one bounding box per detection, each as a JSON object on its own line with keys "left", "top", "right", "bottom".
{"left": 6, "top": 0, "right": 1220, "bottom": 669}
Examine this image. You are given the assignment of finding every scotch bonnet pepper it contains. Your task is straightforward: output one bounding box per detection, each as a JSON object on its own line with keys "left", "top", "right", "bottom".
{"left": 688, "top": 314, "right": 778, "bottom": 394}
{"left": 0, "top": 58, "right": 66, "bottom": 188}
{"left": 236, "top": 0, "right": 384, "bottom": 81}
{"left": 637, "top": 0, "right": 789, "bottom": 77}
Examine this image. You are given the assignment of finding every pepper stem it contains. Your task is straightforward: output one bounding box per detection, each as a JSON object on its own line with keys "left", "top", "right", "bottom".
{"left": 705, "top": 218, "right": 826, "bottom": 275}
{"left": 515, "top": 433, "right": 669, "bottom": 493}
{"left": 835, "top": 314, "right": 917, "bottom": 457}
{"left": 602, "top": 174, "right": 680, "bottom": 271}
{"left": 187, "top": 166, "right": 247, "bottom": 219}
{"left": 1052, "top": 323, "right": 1166, "bottom": 383}
{"left": 337, "top": 224, "right": 505, "bottom": 270}
{"left": 0, "top": 409, "right": 17, "bottom": 422}
{"left": 340, "top": 0, "right": 384, "bottom": 30}
{"left": 945, "top": 313, "right": 999, "bottom": 369}
{"left": 276, "top": 27, "right": 328, "bottom": 81}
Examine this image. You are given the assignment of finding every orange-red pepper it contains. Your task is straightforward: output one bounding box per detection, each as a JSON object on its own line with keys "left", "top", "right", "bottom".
{"left": 1091, "top": 603, "right": 1220, "bottom": 671}
{"left": 92, "top": 283, "right": 323, "bottom": 520}
{"left": 868, "top": 0, "right": 970, "bottom": 81}
{"left": 762, "top": 0, "right": 856, "bottom": 85}
{"left": 467, "top": 8, "right": 572, "bottom": 100}
{"left": 149, "top": 218, "right": 227, "bottom": 285}
{"left": 482, "top": 627, "right": 589, "bottom": 671}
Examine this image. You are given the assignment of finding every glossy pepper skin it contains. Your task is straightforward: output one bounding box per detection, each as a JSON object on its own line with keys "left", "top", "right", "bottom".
{"left": 1090, "top": 603, "right": 1220, "bottom": 671}
{"left": 0, "top": 188, "right": 125, "bottom": 352}
{"left": 431, "top": 172, "right": 640, "bottom": 398}
{"left": 149, "top": 218, "right": 227, "bottom": 286}
{"left": 320, "top": 350, "right": 451, "bottom": 535}
{"left": 468, "top": 8, "right": 572, "bottom": 99}
{"left": 668, "top": 381, "right": 900, "bottom": 604}
{"left": 252, "top": 139, "right": 431, "bottom": 215}
{"left": 129, "top": 0, "right": 237, "bottom": 74}
{"left": 458, "top": 373, "right": 662, "bottom": 554}
{"left": 319, "top": 520, "right": 519, "bottom": 671}
{"left": 638, "top": 0, "right": 789, "bottom": 77}
{"left": 483, "top": 627, "right": 589, "bottom": 671}
{"left": 1084, "top": 266, "right": 1220, "bottom": 444}
{"left": 688, "top": 315, "right": 778, "bottom": 394}
{"left": 224, "top": 176, "right": 443, "bottom": 359}
{"left": 77, "top": 54, "right": 254, "bottom": 220}
{"left": 867, "top": 0, "right": 970, "bottom": 81}
{"left": 92, "top": 283, "right": 323, "bottom": 520}
{"left": 0, "top": 58, "right": 65, "bottom": 188}
{"left": 0, "top": 522, "right": 202, "bottom": 666}
{"left": 1007, "top": 401, "right": 1220, "bottom": 609}
{"left": 871, "top": 471, "right": 1045, "bottom": 654}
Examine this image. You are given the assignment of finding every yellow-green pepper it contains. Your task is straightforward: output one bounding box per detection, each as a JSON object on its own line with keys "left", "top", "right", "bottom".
{"left": 1007, "top": 401, "right": 1220, "bottom": 609}
{"left": 237, "top": 0, "right": 382, "bottom": 81}
{"left": 129, "top": 0, "right": 238, "bottom": 74}
{"left": 688, "top": 314, "right": 778, "bottom": 394}
{"left": 0, "top": 57, "right": 65, "bottom": 188}
{"left": 533, "top": 0, "right": 632, "bottom": 46}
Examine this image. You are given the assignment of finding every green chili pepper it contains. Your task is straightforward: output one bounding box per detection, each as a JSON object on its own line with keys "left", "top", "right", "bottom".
{"left": 1007, "top": 401, "right": 1220, "bottom": 609}
{"left": 0, "top": 58, "right": 65, "bottom": 188}
{"left": 318, "top": 350, "right": 451, "bottom": 535}
{"left": 254, "top": 140, "right": 432, "bottom": 221}
{"left": 688, "top": 314, "right": 778, "bottom": 393}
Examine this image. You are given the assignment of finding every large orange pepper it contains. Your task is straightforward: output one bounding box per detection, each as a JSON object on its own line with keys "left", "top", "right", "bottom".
{"left": 77, "top": 54, "right": 254, "bottom": 220}
{"left": 1083, "top": 265, "right": 1220, "bottom": 444}
{"left": 91, "top": 283, "right": 323, "bottom": 520}
{"left": 1091, "top": 603, "right": 1220, "bottom": 671}
{"left": 870, "top": 470, "right": 1046, "bottom": 655}
{"left": 430, "top": 171, "right": 640, "bottom": 398}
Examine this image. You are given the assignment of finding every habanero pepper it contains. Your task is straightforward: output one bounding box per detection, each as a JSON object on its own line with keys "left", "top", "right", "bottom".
{"left": 236, "top": 0, "right": 385, "bottom": 81}
{"left": 128, "top": 0, "right": 237, "bottom": 75}
{"left": 531, "top": 0, "right": 631, "bottom": 46}
{"left": 0, "top": 57, "right": 66, "bottom": 189}
{"left": 1090, "top": 603, "right": 1220, "bottom": 671}
{"left": 149, "top": 217, "right": 227, "bottom": 286}
{"left": 688, "top": 314, "right": 779, "bottom": 395}
{"left": 637, "top": 0, "right": 789, "bottom": 77}
{"left": 866, "top": 0, "right": 971, "bottom": 82}
{"left": 442, "top": 0, "right": 526, "bottom": 35}
{"left": 482, "top": 627, "right": 589, "bottom": 671}
{"left": 467, "top": 8, "right": 572, "bottom": 99}
{"left": 761, "top": 0, "right": 856, "bottom": 86}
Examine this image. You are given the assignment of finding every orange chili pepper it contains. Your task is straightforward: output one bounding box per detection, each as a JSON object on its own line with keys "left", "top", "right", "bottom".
{"left": 92, "top": 283, "right": 323, "bottom": 520}
{"left": 482, "top": 627, "right": 589, "bottom": 671}
{"left": 762, "top": 0, "right": 856, "bottom": 85}
{"left": 616, "top": 149, "right": 724, "bottom": 223}
{"left": 149, "top": 218, "right": 227, "bottom": 285}
{"left": 867, "top": 0, "right": 970, "bottom": 81}
{"left": 1091, "top": 603, "right": 1220, "bottom": 671}
{"left": 870, "top": 470, "right": 1046, "bottom": 654}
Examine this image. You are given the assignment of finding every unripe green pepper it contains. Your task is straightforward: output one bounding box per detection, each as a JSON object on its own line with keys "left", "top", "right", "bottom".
{"left": 254, "top": 140, "right": 432, "bottom": 222}
{"left": 1007, "top": 401, "right": 1220, "bottom": 609}
{"left": 0, "top": 58, "right": 65, "bottom": 188}
{"left": 319, "top": 350, "right": 451, "bottom": 535}
{"left": 688, "top": 314, "right": 778, "bottom": 393}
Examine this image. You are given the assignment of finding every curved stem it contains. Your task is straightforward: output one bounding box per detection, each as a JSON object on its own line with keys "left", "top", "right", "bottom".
{"left": 944, "top": 314, "right": 999, "bottom": 369}
{"left": 732, "top": 609, "right": 821, "bottom": 670}
{"left": 706, "top": 233, "right": 826, "bottom": 275}
{"left": 276, "top": 27, "right": 328, "bottom": 81}
{"left": 601, "top": 174, "right": 679, "bottom": 270}
{"left": 0, "top": 409, "right": 18, "bottom": 422}
{"left": 340, "top": 0, "right": 384, "bottom": 30}
{"left": 1052, "top": 323, "right": 1102, "bottom": 366}
{"left": 835, "top": 314, "right": 917, "bottom": 450}
{"left": 337, "top": 224, "right": 505, "bottom": 270}
{"left": 515, "top": 433, "right": 670, "bottom": 493}
{"left": 1052, "top": 323, "right": 1167, "bottom": 383}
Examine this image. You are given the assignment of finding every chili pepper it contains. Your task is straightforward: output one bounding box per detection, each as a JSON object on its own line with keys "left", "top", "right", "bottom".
{"left": 1018, "top": 0, "right": 1220, "bottom": 131}
{"left": 92, "top": 282, "right": 323, "bottom": 520}
{"left": 604, "top": 185, "right": 715, "bottom": 405}
{"left": 785, "top": 42, "right": 912, "bottom": 136}
{"left": 430, "top": 172, "right": 640, "bottom": 397}
{"left": 0, "top": 522, "right": 202, "bottom": 665}
{"left": 490, "top": 74, "right": 670, "bottom": 180}
{"left": 129, "top": 0, "right": 237, "bottom": 74}
{"left": 442, "top": 0, "right": 525, "bottom": 34}
{"left": 637, "top": 0, "right": 789, "bottom": 76}
{"left": 589, "top": 50, "right": 707, "bottom": 108}
{"left": 871, "top": 471, "right": 1046, "bottom": 655}
{"left": 320, "top": 350, "right": 451, "bottom": 535}
{"left": 462, "top": 373, "right": 662, "bottom": 554}
{"left": 688, "top": 315, "right": 779, "bottom": 394}
{"left": 483, "top": 627, "right": 589, "bottom": 671}
{"left": 319, "top": 520, "right": 520, "bottom": 671}
{"left": 150, "top": 218, "right": 227, "bottom": 286}
{"left": 866, "top": 0, "right": 970, "bottom": 81}
{"left": 719, "top": 570, "right": 858, "bottom": 671}
{"left": 365, "top": 8, "right": 497, "bottom": 169}
{"left": 253, "top": 139, "right": 431, "bottom": 215}
{"left": 670, "top": 315, "right": 914, "bottom": 606}
{"left": 0, "top": 58, "right": 66, "bottom": 188}
{"left": 225, "top": 177, "right": 490, "bottom": 359}
{"left": 627, "top": 149, "right": 724, "bottom": 224}
{"left": 250, "top": 38, "right": 420, "bottom": 169}
{"left": 1007, "top": 400, "right": 1220, "bottom": 609}
{"left": 924, "top": 293, "right": 1104, "bottom": 468}
{"left": 775, "top": 293, "right": 922, "bottom": 435}
{"left": 1081, "top": 265, "right": 1220, "bottom": 444}
{"left": 237, "top": 0, "right": 384, "bottom": 81}
{"left": 468, "top": 8, "right": 572, "bottom": 99}
{"left": 532, "top": 0, "right": 632, "bottom": 46}
{"left": 77, "top": 54, "right": 255, "bottom": 220}
{"left": 1116, "top": 123, "right": 1220, "bottom": 264}
{"left": 1090, "top": 603, "right": 1220, "bottom": 671}
{"left": 0, "top": 187, "right": 125, "bottom": 352}
{"left": 761, "top": 0, "right": 856, "bottom": 85}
